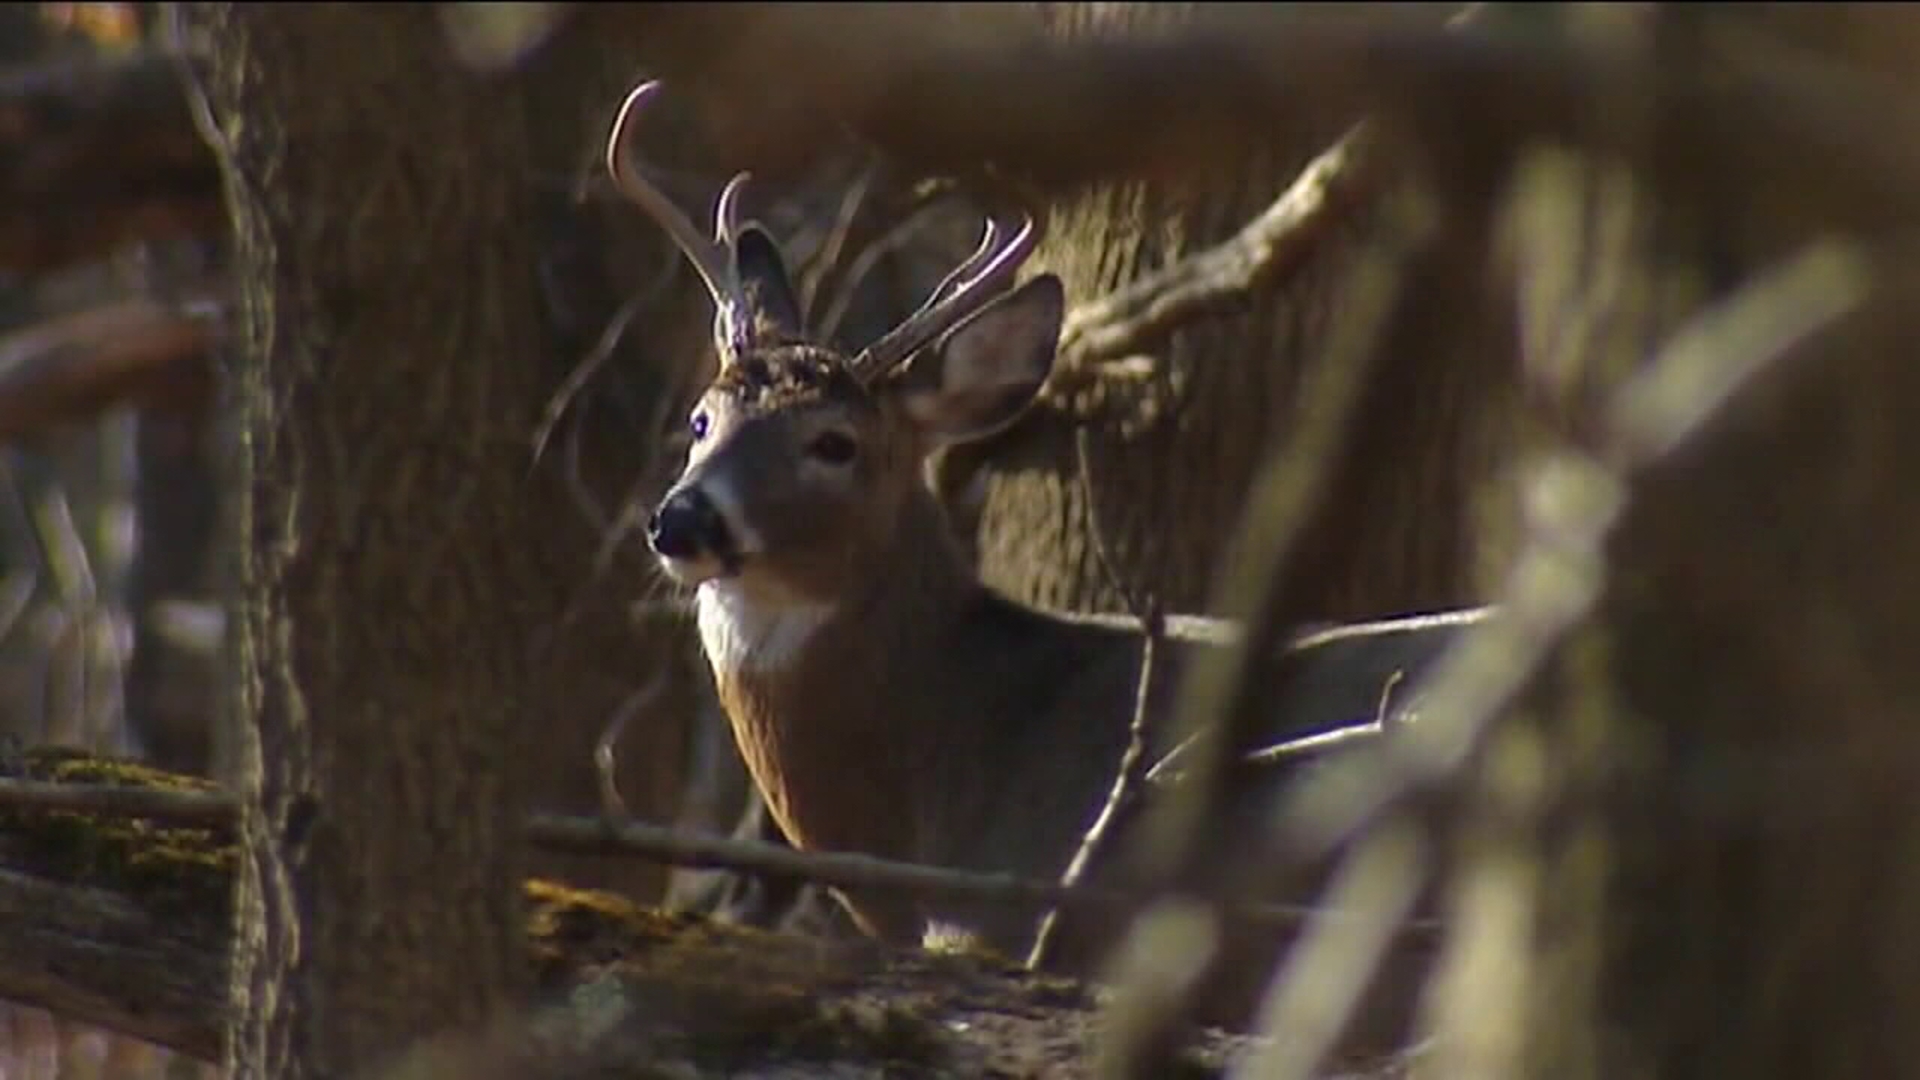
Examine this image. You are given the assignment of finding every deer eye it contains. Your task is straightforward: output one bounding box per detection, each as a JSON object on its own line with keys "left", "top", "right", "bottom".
{"left": 689, "top": 411, "right": 711, "bottom": 441}
{"left": 807, "top": 430, "right": 858, "bottom": 465}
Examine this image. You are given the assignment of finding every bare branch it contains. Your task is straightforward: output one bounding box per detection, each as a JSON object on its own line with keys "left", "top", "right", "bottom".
{"left": 592, "top": 669, "right": 669, "bottom": 822}
{"left": 528, "top": 244, "right": 680, "bottom": 468}
{"left": 1044, "top": 2, "right": 1486, "bottom": 415}
{"left": 1046, "top": 127, "right": 1373, "bottom": 410}
{"left": 797, "top": 159, "right": 880, "bottom": 319}
{"left": 0, "top": 301, "right": 217, "bottom": 446}
{"left": 0, "top": 763, "right": 1434, "bottom": 938}
{"left": 526, "top": 812, "right": 1426, "bottom": 938}
{"left": 24, "top": 7, "right": 1919, "bottom": 273}
{"left": 1025, "top": 428, "right": 1167, "bottom": 970}
{"left": 575, "top": 4, "right": 1920, "bottom": 243}
{"left": 814, "top": 180, "right": 965, "bottom": 344}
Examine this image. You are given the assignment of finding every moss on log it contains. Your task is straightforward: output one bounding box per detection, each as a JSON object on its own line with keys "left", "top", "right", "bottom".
{"left": 0, "top": 747, "right": 1283, "bottom": 1078}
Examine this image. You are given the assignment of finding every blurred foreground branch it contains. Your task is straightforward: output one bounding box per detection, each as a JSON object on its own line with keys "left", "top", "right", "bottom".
{"left": 0, "top": 300, "right": 217, "bottom": 445}
{"left": 14, "top": 7, "right": 1920, "bottom": 273}
{"left": 585, "top": 4, "right": 1920, "bottom": 237}
{"left": 1280, "top": 235, "right": 1871, "bottom": 868}
{"left": 0, "top": 50, "right": 221, "bottom": 275}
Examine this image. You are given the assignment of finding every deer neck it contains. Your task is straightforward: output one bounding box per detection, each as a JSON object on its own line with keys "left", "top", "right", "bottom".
{"left": 694, "top": 492, "right": 979, "bottom": 860}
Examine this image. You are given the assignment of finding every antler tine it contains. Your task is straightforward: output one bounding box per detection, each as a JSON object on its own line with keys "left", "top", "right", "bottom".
{"left": 911, "top": 219, "right": 1001, "bottom": 319}
{"left": 715, "top": 172, "right": 752, "bottom": 247}
{"left": 852, "top": 210, "right": 1039, "bottom": 382}
{"left": 607, "top": 81, "right": 748, "bottom": 351}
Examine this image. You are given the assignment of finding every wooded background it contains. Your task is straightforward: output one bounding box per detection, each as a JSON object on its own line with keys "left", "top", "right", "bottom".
{"left": 3, "top": 2, "right": 1920, "bottom": 1078}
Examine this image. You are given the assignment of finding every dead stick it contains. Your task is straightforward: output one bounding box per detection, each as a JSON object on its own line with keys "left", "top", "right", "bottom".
{"left": 0, "top": 775, "right": 1436, "bottom": 933}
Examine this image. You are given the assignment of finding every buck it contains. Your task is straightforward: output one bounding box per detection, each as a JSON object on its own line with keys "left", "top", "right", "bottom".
{"left": 616, "top": 82, "right": 1484, "bottom": 1031}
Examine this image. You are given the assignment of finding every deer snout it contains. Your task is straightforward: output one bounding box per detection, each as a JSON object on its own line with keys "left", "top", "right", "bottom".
{"left": 648, "top": 486, "right": 739, "bottom": 573}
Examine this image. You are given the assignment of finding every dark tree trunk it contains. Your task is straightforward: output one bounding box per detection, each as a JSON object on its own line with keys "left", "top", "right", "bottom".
{"left": 496, "top": 29, "right": 712, "bottom": 907}
{"left": 125, "top": 405, "right": 220, "bottom": 777}
{"left": 177, "top": 4, "right": 607, "bottom": 1072}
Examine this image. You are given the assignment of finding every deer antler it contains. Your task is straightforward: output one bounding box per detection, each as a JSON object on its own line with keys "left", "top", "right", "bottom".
{"left": 607, "top": 81, "right": 754, "bottom": 360}
{"left": 850, "top": 204, "right": 1041, "bottom": 383}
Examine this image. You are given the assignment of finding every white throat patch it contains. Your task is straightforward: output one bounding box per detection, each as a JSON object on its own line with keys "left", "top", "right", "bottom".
{"left": 695, "top": 581, "right": 834, "bottom": 677}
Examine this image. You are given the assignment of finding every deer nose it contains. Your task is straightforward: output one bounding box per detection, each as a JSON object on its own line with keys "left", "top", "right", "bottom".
{"left": 648, "top": 487, "right": 735, "bottom": 562}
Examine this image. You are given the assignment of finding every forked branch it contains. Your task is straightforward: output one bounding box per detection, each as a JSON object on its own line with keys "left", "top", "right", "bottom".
{"left": 1044, "top": 127, "right": 1375, "bottom": 412}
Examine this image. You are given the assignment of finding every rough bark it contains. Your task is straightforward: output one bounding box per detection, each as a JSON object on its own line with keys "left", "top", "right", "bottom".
{"left": 180, "top": 4, "right": 563, "bottom": 1073}
{"left": 961, "top": 2, "right": 1516, "bottom": 621}
{"left": 3, "top": 21, "right": 703, "bottom": 901}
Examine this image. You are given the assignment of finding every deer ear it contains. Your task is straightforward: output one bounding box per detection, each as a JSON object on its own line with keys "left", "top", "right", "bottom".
{"left": 889, "top": 275, "right": 1063, "bottom": 446}
{"left": 734, "top": 225, "right": 806, "bottom": 340}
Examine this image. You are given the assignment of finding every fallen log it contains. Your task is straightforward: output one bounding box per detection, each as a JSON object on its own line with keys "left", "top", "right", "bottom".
{"left": 0, "top": 746, "right": 1313, "bottom": 1078}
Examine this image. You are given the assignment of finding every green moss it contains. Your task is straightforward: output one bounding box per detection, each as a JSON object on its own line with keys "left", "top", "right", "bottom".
{"left": 0, "top": 746, "right": 235, "bottom": 920}
{"left": 521, "top": 880, "right": 954, "bottom": 1072}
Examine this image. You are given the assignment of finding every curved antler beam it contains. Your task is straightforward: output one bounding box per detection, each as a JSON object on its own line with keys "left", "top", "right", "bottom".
{"left": 606, "top": 80, "right": 755, "bottom": 357}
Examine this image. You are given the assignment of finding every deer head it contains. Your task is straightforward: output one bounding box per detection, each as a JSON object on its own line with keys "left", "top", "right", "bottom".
{"left": 614, "top": 82, "right": 1065, "bottom": 610}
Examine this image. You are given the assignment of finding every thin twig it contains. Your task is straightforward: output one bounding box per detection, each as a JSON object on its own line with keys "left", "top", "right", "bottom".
{"left": 526, "top": 812, "right": 1431, "bottom": 935}
{"left": 559, "top": 408, "right": 606, "bottom": 532}
{"left": 1092, "top": 183, "right": 1432, "bottom": 1079}
{"left": 593, "top": 668, "right": 670, "bottom": 823}
{"left": 815, "top": 194, "right": 965, "bottom": 346}
{"left": 1144, "top": 669, "right": 1411, "bottom": 787}
{"left": 798, "top": 160, "right": 880, "bottom": 320}
{"left": 1025, "top": 427, "right": 1165, "bottom": 970}
{"left": 528, "top": 247, "right": 680, "bottom": 469}
{"left": 0, "top": 774, "right": 1441, "bottom": 935}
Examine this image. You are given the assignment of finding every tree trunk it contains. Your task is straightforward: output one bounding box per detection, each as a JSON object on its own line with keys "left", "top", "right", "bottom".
{"left": 963, "top": 2, "right": 1516, "bottom": 621}
{"left": 125, "top": 404, "right": 220, "bottom": 776}
{"left": 492, "top": 22, "right": 711, "bottom": 910}
{"left": 178, "top": 4, "right": 606, "bottom": 1072}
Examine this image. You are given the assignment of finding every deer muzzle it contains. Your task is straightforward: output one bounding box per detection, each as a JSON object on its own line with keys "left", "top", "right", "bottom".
{"left": 648, "top": 485, "right": 742, "bottom": 581}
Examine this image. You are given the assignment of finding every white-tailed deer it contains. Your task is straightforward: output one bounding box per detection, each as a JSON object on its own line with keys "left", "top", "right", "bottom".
{"left": 618, "top": 81, "right": 1484, "bottom": 1033}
